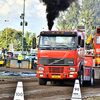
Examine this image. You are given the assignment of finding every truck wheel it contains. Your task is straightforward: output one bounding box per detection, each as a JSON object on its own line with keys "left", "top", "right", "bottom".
{"left": 39, "top": 78, "right": 47, "bottom": 85}
{"left": 90, "top": 70, "right": 94, "bottom": 86}
{"left": 79, "top": 70, "right": 83, "bottom": 87}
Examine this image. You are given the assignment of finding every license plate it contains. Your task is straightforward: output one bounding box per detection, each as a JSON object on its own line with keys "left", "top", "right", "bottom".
{"left": 51, "top": 75, "right": 61, "bottom": 78}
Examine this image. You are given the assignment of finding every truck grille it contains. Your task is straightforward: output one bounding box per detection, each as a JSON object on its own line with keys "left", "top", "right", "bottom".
{"left": 39, "top": 58, "right": 74, "bottom": 66}
{"left": 49, "top": 67, "right": 64, "bottom": 73}
{"left": 49, "top": 59, "right": 64, "bottom": 64}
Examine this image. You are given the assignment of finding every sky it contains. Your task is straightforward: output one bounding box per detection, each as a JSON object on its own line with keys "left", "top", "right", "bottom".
{"left": 0, "top": 0, "right": 82, "bottom": 36}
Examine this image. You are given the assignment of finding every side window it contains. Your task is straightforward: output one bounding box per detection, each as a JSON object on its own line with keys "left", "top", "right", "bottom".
{"left": 78, "top": 36, "right": 81, "bottom": 46}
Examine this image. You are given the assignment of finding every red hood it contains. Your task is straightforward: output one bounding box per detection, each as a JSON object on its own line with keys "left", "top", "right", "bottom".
{"left": 38, "top": 50, "right": 76, "bottom": 59}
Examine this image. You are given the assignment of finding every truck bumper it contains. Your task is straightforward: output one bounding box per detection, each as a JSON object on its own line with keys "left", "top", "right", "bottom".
{"left": 37, "top": 72, "right": 78, "bottom": 79}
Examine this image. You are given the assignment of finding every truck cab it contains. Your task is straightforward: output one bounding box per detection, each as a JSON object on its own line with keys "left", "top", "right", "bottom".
{"left": 94, "top": 28, "right": 100, "bottom": 65}
{"left": 37, "top": 31, "right": 85, "bottom": 85}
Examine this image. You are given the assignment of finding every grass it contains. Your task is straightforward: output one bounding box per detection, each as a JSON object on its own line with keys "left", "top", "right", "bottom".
{"left": 86, "top": 97, "right": 100, "bottom": 100}
{"left": 0, "top": 75, "right": 19, "bottom": 78}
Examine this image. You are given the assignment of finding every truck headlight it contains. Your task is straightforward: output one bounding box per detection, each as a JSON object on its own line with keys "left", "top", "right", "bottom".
{"left": 69, "top": 67, "right": 75, "bottom": 71}
{"left": 38, "top": 67, "right": 44, "bottom": 71}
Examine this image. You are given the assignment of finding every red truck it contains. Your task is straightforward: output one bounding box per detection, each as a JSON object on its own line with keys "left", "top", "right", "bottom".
{"left": 94, "top": 28, "right": 100, "bottom": 65}
{"left": 85, "top": 27, "right": 100, "bottom": 82}
{"left": 34, "top": 30, "right": 87, "bottom": 86}
{"left": 33, "top": 30, "right": 95, "bottom": 86}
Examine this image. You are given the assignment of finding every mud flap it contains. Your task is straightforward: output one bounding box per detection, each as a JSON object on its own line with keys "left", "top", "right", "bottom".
{"left": 94, "top": 68, "right": 100, "bottom": 79}
{"left": 83, "top": 67, "right": 94, "bottom": 86}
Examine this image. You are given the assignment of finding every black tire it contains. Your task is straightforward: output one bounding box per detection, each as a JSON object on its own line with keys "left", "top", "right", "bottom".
{"left": 90, "top": 70, "right": 94, "bottom": 86}
{"left": 79, "top": 70, "right": 84, "bottom": 87}
{"left": 39, "top": 78, "right": 47, "bottom": 85}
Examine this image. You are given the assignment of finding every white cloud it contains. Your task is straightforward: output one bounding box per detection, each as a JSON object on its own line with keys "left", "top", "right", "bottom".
{"left": 0, "top": 3, "right": 11, "bottom": 16}
{"left": 0, "top": 0, "right": 49, "bottom": 35}
{"left": 0, "top": 0, "right": 46, "bottom": 18}
{"left": 25, "top": 0, "right": 39, "bottom": 8}
{"left": 34, "top": 4, "right": 46, "bottom": 18}
{"left": 6, "top": 0, "right": 15, "bottom": 5}
{"left": 0, "top": 0, "right": 5, "bottom": 8}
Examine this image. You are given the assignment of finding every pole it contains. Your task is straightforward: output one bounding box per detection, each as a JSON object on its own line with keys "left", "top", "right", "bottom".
{"left": 84, "top": 26, "right": 86, "bottom": 55}
{"left": 6, "top": 22, "right": 7, "bottom": 49}
{"left": 5, "top": 20, "right": 9, "bottom": 49}
{"left": 22, "top": 0, "right": 25, "bottom": 55}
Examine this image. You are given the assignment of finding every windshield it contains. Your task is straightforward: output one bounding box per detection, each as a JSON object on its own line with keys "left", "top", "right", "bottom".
{"left": 96, "top": 36, "right": 100, "bottom": 44}
{"left": 39, "top": 36, "right": 77, "bottom": 50}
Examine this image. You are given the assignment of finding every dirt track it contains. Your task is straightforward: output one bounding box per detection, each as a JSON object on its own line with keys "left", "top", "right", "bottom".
{"left": 0, "top": 67, "right": 100, "bottom": 100}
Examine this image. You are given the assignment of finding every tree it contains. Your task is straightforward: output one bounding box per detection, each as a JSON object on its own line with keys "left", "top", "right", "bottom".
{"left": 0, "top": 28, "right": 16, "bottom": 49}
{"left": 79, "top": 0, "right": 100, "bottom": 40}
{"left": 23, "top": 38, "right": 27, "bottom": 51}
{"left": 56, "top": 0, "right": 100, "bottom": 43}
{"left": 0, "top": 28, "right": 37, "bottom": 51}
{"left": 24, "top": 32, "right": 37, "bottom": 49}
{"left": 13, "top": 38, "right": 22, "bottom": 51}
{"left": 0, "top": 28, "right": 22, "bottom": 51}
{"left": 79, "top": 0, "right": 97, "bottom": 40}
{"left": 56, "top": 2, "right": 81, "bottom": 31}
{"left": 11, "top": 30, "right": 22, "bottom": 51}
{"left": 29, "top": 33, "right": 36, "bottom": 48}
{"left": 25, "top": 31, "right": 31, "bottom": 48}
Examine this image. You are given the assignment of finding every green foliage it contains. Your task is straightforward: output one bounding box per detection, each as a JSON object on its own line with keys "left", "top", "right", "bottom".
{"left": 24, "top": 32, "right": 37, "bottom": 50}
{"left": 12, "top": 30, "right": 22, "bottom": 51}
{"left": 56, "top": 2, "right": 80, "bottom": 31}
{"left": 56, "top": 0, "right": 100, "bottom": 41}
{"left": 0, "top": 28, "right": 37, "bottom": 51}
{"left": 0, "top": 28, "right": 18, "bottom": 49}
{"left": 79, "top": 0, "right": 96, "bottom": 39}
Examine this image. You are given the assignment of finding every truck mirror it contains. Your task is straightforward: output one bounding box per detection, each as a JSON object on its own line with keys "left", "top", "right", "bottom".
{"left": 78, "top": 36, "right": 81, "bottom": 46}
{"left": 80, "top": 39, "right": 84, "bottom": 47}
{"left": 32, "top": 37, "right": 36, "bottom": 49}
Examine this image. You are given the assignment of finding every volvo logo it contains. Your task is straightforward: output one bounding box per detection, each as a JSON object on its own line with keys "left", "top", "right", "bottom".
{"left": 40, "top": 56, "right": 49, "bottom": 57}
{"left": 49, "top": 58, "right": 64, "bottom": 65}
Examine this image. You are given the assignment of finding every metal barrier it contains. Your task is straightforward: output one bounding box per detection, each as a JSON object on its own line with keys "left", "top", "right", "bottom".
{"left": 7, "top": 58, "right": 37, "bottom": 69}
{"left": 20, "top": 60, "right": 30, "bottom": 69}
{"left": 10, "top": 59, "right": 19, "bottom": 68}
{"left": 94, "top": 68, "right": 100, "bottom": 79}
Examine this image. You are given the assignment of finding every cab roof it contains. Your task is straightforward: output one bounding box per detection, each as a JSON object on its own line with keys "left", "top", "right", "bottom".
{"left": 40, "top": 31, "right": 83, "bottom": 36}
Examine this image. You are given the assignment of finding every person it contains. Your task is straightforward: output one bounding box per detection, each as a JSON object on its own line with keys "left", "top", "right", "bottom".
{"left": 69, "top": 37, "right": 76, "bottom": 47}
{"left": 43, "top": 37, "right": 50, "bottom": 45}
{"left": 4, "top": 54, "right": 7, "bottom": 67}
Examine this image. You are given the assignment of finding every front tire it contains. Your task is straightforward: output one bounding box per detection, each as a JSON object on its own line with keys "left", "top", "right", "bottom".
{"left": 39, "top": 78, "right": 47, "bottom": 85}
{"left": 90, "top": 70, "right": 94, "bottom": 86}
{"left": 79, "top": 70, "right": 83, "bottom": 87}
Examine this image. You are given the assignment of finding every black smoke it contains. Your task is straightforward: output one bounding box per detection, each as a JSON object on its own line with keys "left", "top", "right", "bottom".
{"left": 40, "top": 0, "right": 77, "bottom": 30}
